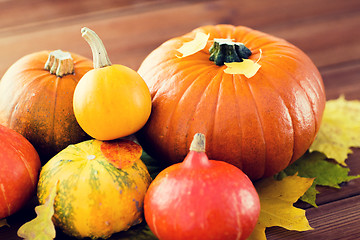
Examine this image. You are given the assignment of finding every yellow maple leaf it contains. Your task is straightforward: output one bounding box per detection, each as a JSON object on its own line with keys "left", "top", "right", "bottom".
{"left": 18, "top": 182, "right": 58, "bottom": 240}
{"left": 223, "top": 59, "right": 261, "bottom": 78}
{"left": 310, "top": 95, "right": 360, "bottom": 165}
{"left": 248, "top": 175, "right": 314, "bottom": 240}
{"left": 176, "top": 32, "right": 210, "bottom": 58}
{"left": 223, "top": 49, "right": 262, "bottom": 78}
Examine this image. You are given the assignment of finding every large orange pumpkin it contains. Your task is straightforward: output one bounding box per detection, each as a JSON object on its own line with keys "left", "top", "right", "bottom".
{"left": 0, "top": 50, "right": 92, "bottom": 163}
{"left": 137, "top": 24, "right": 326, "bottom": 180}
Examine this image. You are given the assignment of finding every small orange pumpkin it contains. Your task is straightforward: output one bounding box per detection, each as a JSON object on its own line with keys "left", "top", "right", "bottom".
{"left": 0, "top": 50, "right": 92, "bottom": 162}
{"left": 137, "top": 24, "right": 326, "bottom": 180}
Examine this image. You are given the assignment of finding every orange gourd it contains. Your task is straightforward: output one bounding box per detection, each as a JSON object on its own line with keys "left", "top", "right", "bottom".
{"left": 0, "top": 50, "right": 92, "bottom": 162}
{"left": 137, "top": 24, "right": 326, "bottom": 180}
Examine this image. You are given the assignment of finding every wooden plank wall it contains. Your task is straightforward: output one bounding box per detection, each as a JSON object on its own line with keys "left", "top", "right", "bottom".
{"left": 1, "top": 0, "right": 360, "bottom": 101}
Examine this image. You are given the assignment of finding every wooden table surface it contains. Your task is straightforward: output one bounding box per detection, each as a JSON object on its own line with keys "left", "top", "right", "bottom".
{"left": 0, "top": 0, "right": 359, "bottom": 239}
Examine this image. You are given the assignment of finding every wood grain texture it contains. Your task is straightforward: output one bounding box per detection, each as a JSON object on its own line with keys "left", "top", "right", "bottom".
{"left": 0, "top": 0, "right": 359, "bottom": 239}
{"left": 267, "top": 195, "right": 360, "bottom": 240}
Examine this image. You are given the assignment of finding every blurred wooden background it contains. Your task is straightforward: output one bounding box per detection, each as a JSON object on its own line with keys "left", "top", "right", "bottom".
{"left": 1, "top": 0, "right": 360, "bottom": 101}
{"left": 0, "top": 0, "right": 359, "bottom": 239}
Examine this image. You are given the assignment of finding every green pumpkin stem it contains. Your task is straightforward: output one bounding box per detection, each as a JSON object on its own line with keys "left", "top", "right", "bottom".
{"left": 44, "top": 50, "right": 74, "bottom": 77}
{"left": 209, "top": 39, "right": 252, "bottom": 66}
{"left": 81, "top": 27, "right": 112, "bottom": 69}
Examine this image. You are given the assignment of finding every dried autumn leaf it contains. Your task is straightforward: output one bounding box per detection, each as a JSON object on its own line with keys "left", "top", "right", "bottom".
{"left": 176, "top": 32, "right": 209, "bottom": 58}
{"left": 100, "top": 139, "right": 142, "bottom": 169}
{"left": 223, "top": 59, "right": 261, "bottom": 78}
{"left": 309, "top": 95, "right": 360, "bottom": 165}
{"left": 248, "top": 175, "right": 314, "bottom": 240}
{"left": 17, "top": 182, "right": 58, "bottom": 240}
{"left": 276, "top": 151, "right": 360, "bottom": 207}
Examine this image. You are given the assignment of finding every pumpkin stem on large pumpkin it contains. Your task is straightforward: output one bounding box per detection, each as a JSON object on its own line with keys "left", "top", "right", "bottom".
{"left": 44, "top": 50, "right": 74, "bottom": 77}
{"left": 209, "top": 39, "right": 252, "bottom": 66}
{"left": 81, "top": 27, "right": 112, "bottom": 69}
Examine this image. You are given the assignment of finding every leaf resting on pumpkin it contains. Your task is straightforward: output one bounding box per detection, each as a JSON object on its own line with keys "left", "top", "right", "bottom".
{"left": 275, "top": 151, "right": 360, "bottom": 207}
{"left": 176, "top": 32, "right": 209, "bottom": 58}
{"left": 224, "top": 59, "right": 261, "bottom": 78}
{"left": 223, "top": 49, "right": 262, "bottom": 78}
{"left": 17, "top": 182, "right": 58, "bottom": 240}
{"left": 309, "top": 95, "right": 360, "bottom": 165}
{"left": 248, "top": 175, "right": 314, "bottom": 240}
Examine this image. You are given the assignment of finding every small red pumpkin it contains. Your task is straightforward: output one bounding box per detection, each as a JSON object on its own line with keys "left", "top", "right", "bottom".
{"left": 0, "top": 124, "right": 41, "bottom": 218}
{"left": 144, "top": 133, "right": 260, "bottom": 240}
{"left": 0, "top": 50, "right": 92, "bottom": 162}
{"left": 137, "top": 24, "right": 326, "bottom": 180}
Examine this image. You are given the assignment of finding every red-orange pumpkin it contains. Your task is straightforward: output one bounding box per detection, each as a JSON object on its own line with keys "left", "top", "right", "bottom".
{"left": 137, "top": 24, "right": 326, "bottom": 180}
{"left": 0, "top": 124, "right": 41, "bottom": 218}
{"left": 0, "top": 50, "right": 92, "bottom": 163}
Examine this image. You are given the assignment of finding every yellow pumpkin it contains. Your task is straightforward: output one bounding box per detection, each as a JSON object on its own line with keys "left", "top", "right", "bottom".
{"left": 73, "top": 28, "right": 152, "bottom": 140}
{"left": 37, "top": 139, "right": 152, "bottom": 239}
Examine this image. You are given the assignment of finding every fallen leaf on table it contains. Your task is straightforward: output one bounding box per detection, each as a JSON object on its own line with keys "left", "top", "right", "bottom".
{"left": 0, "top": 218, "right": 9, "bottom": 228}
{"left": 310, "top": 95, "right": 360, "bottom": 165}
{"left": 276, "top": 151, "right": 360, "bottom": 207}
{"left": 176, "top": 32, "right": 209, "bottom": 58}
{"left": 248, "top": 175, "right": 314, "bottom": 240}
{"left": 17, "top": 182, "right": 58, "bottom": 240}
